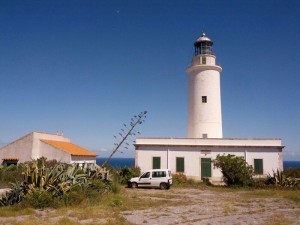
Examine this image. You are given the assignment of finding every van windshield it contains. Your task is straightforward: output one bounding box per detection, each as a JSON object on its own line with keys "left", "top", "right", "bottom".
{"left": 140, "top": 172, "right": 150, "bottom": 178}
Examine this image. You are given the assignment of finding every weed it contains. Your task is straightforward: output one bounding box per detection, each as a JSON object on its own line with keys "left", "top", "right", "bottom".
{"left": 10, "top": 218, "right": 41, "bottom": 225}
{"left": 243, "top": 189, "right": 300, "bottom": 203}
{"left": 22, "top": 190, "right": 63, "bottom": 209}
{"left": 111, "top": 199, "right": 123, "bottom": 207}
{"left": 223, "top": 205, "right": 237, "bottom": 215}
{"left": 261, "top": 214, "right": 293, "bottom": 225}
{"left": 55, "top": 217, "right": 81, "bottom": 225}
{"left": 111, "top": 181, "right": 121, "bottom": 194}
{"left": 0, "top": 206, "right": 35, "bottom": 217}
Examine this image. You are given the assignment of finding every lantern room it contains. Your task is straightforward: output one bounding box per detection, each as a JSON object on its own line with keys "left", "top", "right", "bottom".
{"left": 194, "top": 32, "right": 214, "bottom": 56}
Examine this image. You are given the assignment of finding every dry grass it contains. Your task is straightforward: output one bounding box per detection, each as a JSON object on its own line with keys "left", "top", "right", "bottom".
{"left": 261, "top": 214, "right": 293, "bottom": 225}
{"left": 0, "top": 206, "right": 35, "bottom": 217}
{"left": 0, "top": 186, "right": 299, "bottom": 225}
{"left": 223, "top": 204, "right": 237, "bottom": 215}
{"left": 241, "top": 188, "right": 300, "bottom": 203}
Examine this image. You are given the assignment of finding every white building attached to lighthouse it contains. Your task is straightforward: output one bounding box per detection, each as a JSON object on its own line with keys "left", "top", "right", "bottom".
{"left": 135, "top": 33, "right": 283, "bottom": 181}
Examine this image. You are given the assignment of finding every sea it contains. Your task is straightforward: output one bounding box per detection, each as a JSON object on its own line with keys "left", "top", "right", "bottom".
{"left": 96, "top": 158, "right": 135, "bottom": 168}
{"left": 96, "top": 158, "right": 300, "bottom": 169}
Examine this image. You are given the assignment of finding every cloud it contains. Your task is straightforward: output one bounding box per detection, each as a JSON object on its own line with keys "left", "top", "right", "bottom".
{"left": 283, "top": 150, "right": 300, "bottom": 161}
{"left": 100, "top": 148, "right": 109, "bottom": 152}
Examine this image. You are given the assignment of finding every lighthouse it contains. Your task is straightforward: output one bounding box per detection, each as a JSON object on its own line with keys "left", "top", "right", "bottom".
{"left": 187, "top": 33, "right": 223, "bottom": 138}
{"left": 135, "top": 32, "right": 283, "bottom": 180}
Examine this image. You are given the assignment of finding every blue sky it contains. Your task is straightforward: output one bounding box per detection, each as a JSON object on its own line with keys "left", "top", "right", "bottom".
{"left": 0, "top": 0, "right": 300, "bottom": 160}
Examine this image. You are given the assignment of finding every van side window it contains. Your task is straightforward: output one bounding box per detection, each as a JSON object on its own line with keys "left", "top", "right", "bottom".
{"left": 152, "top": 171, "right": 166, "bottom": 177}
{"left": 159, "top": 171, "right": 166, "bottom": 177}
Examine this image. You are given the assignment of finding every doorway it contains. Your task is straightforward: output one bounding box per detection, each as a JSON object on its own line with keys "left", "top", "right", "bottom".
{"left": 201, "top": 158, "right": 211, "bottom": 178}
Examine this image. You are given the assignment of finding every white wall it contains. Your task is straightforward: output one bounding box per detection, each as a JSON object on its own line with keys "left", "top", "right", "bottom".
{"left": 136, "top": 142, "right": 283, "bottom": 180}
{"left": 188, "top": 69, "right": 222, "bottom": 138}
{"left": 32, "top": 132, "right": 70, "bottom": 159}
{"left": 187, "top": 54, "right": 223, "bottom": 139}
{"left": 0, "top": 132, "right": 97, "bottom": 165}
{"left": 71, "top": 156, "right": 97, "bottom": 169}
{"left": 0, "top": 133, "right": 34, "bottom": 163}
{"left": 39, "top": 142, "right": 71, "bottom": 163}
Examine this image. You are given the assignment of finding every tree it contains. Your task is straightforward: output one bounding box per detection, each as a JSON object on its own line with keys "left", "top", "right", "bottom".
{"left": 213, "top": 154, "right": 254, "bottom": 186}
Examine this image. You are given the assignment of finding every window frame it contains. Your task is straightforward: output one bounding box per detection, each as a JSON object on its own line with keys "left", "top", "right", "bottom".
{"left": 176, "top": 157, "right": 185, "bottom": 173}
{"left": 152, "top": 157, "right": 161, "bottom": 169}
{"left": 254, "top": 159, "right": 263, "bottom": 175}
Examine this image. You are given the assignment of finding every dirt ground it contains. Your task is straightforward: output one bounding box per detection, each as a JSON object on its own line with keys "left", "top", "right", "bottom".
{"left": 122, "top": 188, "right": 300, "bottom": 225}
{"left": 0, "top": 187, "right": 299, "bottom": 225}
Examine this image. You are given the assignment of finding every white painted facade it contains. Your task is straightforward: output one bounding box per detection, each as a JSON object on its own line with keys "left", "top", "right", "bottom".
{"left": 135, "top": 138, "right": 283, "bottom": 180}
{"left": 0, "top": 132, "right": 97, "bottom": 167}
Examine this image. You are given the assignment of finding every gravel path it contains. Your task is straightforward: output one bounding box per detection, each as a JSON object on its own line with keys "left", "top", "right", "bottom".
{"left": 122, "top": 188, "right": 300, "bottom": 225}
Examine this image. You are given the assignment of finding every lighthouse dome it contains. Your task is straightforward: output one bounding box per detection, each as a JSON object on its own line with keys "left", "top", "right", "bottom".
{"left": 194, "top": 33, "right": 213, "bottom": 46}
{"left": 195, "top": 33, "right": 212, "bottom": 43}
{"left": 193, "top": 32, "right": 214, "bottom": 55}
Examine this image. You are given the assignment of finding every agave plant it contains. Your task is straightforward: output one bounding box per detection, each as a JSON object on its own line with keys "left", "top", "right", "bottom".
{"left": 0, "top": 181, "right": 27, "bottom": 206}
{"left": 1, "top": 158, "right": 91, "bottom": 206}
{"left": 267, "top": 169, "right": 298, "bottom": 187}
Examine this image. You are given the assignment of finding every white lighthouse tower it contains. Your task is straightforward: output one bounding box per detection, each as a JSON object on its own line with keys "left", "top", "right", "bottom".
{"left": 135, "top": 32, "right": 283, "bottom": 180}
{"left": 187, "top": 33, "right": 223, "bottom": 138}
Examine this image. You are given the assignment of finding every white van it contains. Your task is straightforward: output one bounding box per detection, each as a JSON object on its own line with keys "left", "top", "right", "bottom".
{"left": 128, "top": 169, "right": 172, "bottom": 190}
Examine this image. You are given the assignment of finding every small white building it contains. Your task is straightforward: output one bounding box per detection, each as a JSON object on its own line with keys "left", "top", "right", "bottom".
{"left": 135, "top": 138, "right": 283, "bottom": 180}
{"left": 135, "top": 33, "right": 284, "bottom": 180}
{"left": 0, "top": 131, "right": 97, "bottom": 168}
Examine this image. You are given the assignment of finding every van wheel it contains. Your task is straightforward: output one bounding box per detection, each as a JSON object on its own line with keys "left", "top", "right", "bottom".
{"left": 160, "top": 182, "right": 168, "bottom": 190}
{"left": 131, "top": 182, "right": 138, "bottom": 188}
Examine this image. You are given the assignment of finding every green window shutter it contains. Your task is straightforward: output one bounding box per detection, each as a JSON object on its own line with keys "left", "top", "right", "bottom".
{"left": 153, "top": 157, "right": 161, "bottom": 169}
{"left": 254, "top": 159, "right": 263, "bottom": 174}
{"left": 176, "top": 157, "right": 184, "bottom": 173}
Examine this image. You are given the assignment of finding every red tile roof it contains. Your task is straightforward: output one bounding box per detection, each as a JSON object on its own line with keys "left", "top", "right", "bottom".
{"left": 2, "top": 158, "right": 19, "bottom": 161}
{"left": 41, "top": 140, "right": 98, "bottom": 157}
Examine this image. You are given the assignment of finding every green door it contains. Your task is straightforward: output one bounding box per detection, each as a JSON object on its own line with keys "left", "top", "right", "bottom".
{"left": 201, "top": 158, "right": 211, "bottom": 178}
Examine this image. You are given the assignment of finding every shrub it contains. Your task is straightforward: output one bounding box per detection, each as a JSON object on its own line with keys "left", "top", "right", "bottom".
{"left": 111, "top": 179, "right": 121, "bottom": 194}
{"left": 23, "top": 190, "right": 63, "bottom": 209}
{"left": 111, "top": 199, "right": 123, "bottom": 207}
{"left": 214, "top": 154, "right": 254, "bottom": 187}
{"left": 254, "top": 178, "right": 269, "bottom": 188}
{"left": 173, "top": 173, "right": 188, "bottom": 185}
{"left": 3, "top": 165, "right": 17, "bottom": 171}
{"left": 61, "top": 182, "right": 106, "bottom": 207}
{"left": 119, "top": 166, "right": 141, "bottom": 185}
{"left": 62, "top": 190, "right": 86, "bottom": 206}
{"left": 0, "top": 165, "right": 23, "bottom": 187}
{"left": 284, "top": 167, "right": 300, "bottom": 178}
